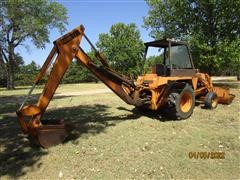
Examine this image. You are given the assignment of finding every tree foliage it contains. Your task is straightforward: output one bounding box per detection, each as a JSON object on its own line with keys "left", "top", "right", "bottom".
{"left": 144, "top": 0, "right": 240, "bottom": 75}
{"left": 0, "top": 51, "right": 101, "bottom": 87}
{"left": 62, "top": 51, "right": 99, "bottom": 83}
{"left": 14, "top": 61, "right": 40, "bottom": 86}
{"left": 62, "top": 60, "right": 98, "bottom": 84}
{"left": 0, "top": 53, "right": 23, "bottom": 87}
{"left": 143, "top": 55, "right": 164, "bottom": 73}
{"left": 96, "top": 23, "right": 145, "bottom": 77}
{"left": 0, "top": 0, "right": 68, "bottom": 89}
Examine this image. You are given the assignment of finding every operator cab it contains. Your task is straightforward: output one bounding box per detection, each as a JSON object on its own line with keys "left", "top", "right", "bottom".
{"left": 144, "top": 38, "right": 197, "bottom": 77}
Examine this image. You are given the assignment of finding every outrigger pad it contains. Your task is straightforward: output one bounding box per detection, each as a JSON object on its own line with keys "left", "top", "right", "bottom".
{"left": 36, "top": 120, "right": 67, "bottom": 148}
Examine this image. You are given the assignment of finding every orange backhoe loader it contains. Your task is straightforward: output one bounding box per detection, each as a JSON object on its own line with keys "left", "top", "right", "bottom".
{"left": 16, "top": 25, "right": 235, "bottom": 148}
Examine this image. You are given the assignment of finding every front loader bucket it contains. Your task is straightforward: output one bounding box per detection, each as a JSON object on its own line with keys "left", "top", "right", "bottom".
{"left": 213, "top": 86, "right": 235, "bottom": 104}
{"left": 36, "top": 120, "right": 67, "bottom": 148}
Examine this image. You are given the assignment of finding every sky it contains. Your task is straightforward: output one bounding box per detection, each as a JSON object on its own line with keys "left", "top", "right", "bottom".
{"left": 16, "top": 0, "right": 154, "bottom": 66}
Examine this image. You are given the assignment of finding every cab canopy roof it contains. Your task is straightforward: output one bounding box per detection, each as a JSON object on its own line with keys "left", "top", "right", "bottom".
{"left": 144, "top": 38, "right": 188, "bottom": 48}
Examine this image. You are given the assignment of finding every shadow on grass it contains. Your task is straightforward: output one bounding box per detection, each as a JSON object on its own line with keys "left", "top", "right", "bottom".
{"left": 0, "top": 96, "right": 141, "bottom": 178}
{"left": 118, "top": 106, "right": 180, "bottom": 122}
{"left": 0, "top": 86, "right": 44, "bottom": 91}
{"left": 0, "top": 114, "right": 47, "bottom": 178}
{"left": 43, "top": 104, "right": 141, "bottom": 144}
{"left": 0, "top": 93, "right": 72, "bottom": 114}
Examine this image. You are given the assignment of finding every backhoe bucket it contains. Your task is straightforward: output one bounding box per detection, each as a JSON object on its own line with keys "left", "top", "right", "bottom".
{"left": 17, "top": 105, "right": 69, "bottom": 148}
{"left": 36, "top": 120, "right": 67, "bottom": 148}
{"left": 213, "top": 86, "right": 235, "bottom": 104}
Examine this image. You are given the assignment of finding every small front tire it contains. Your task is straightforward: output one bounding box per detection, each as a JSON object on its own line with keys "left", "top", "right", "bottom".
{"left": 204, "top": 92, "right": 218, "bottom": 109}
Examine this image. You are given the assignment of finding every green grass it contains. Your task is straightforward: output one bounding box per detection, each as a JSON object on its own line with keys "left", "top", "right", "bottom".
{"left": 0, "top": 82, "right": 106, "bottom": 96}
{"left": 0, "top": 82, "right": 239, "bottom": 179}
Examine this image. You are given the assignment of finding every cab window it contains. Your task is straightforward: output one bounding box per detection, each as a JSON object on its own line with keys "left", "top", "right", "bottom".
{"left": 167, "top": 45, "right": 192, "bottom": 69}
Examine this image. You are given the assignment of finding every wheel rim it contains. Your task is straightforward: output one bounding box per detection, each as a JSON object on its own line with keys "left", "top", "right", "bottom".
{"left": 180, "top": 92, "right": 192, "bottom": 113}
{"left": 211, "top": 98, "right": 217, "bottom": 108}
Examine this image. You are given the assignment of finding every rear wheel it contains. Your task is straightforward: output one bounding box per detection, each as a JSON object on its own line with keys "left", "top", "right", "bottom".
{"left": 204, "top": 92, "right": 218, "bottom": 109}
{"left": 168, "top": 85, "right": 195, "bottom": 119}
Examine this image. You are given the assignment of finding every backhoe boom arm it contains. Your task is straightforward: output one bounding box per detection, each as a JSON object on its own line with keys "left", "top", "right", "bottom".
{"left": 16, "top": 25, "right": 138, "bottom": 147}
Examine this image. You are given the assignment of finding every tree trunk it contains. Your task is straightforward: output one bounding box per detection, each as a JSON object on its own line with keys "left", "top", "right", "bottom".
{"left": 6, "top": 66, "right": 14, "bottom": 89}
{"left": 237, "top": 59, "right": 240, "bottom": 81}
{"left": 6, "top": 44, "right": 15, "bottom": 89}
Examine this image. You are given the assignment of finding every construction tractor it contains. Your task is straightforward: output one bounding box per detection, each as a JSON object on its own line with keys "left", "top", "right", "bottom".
{"left": 16, "top": 25, "right": 235, "bottom": 148}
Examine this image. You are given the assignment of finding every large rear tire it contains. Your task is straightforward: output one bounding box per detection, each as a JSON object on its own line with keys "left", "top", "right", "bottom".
{"left": 168, "top": 85, "right": 195, "bottom": 119}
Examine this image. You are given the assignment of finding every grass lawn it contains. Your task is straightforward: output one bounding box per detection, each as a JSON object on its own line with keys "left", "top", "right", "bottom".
{"left": 0, "top": 81, "right": 239, "bottom": 179}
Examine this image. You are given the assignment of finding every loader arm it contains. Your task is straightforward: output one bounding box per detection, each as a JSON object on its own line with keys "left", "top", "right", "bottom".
{"left": 16, "top": 25, "right": 138, "bottom": 147}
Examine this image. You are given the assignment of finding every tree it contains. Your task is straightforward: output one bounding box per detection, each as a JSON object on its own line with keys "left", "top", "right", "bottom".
{"left": 96, "top": 23, "right": 145, "bottom": 77}
{"left": 143, "top": 55, "right": 164, "bottom": 73}
{"left": 144, "top": 0, "right": 240, "bottom": 75}
{"left": 0, "top": 52, "right": 24, "bottom": 87}
{"left": 15, "top": 60, "right": 40, "bottom": 86}
{"left": 0, "top": 0, "right": 68, "bottom": 89}
{"left": 62, "top": 52, "right": 99, "bottom": 84}
{"left": 62, "top": 61, "right": 98, "bottom": 84}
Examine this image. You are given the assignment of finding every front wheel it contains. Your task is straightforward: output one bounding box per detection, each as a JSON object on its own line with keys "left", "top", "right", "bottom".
{"left": 168, "top": 85, "right": 195, "bottom": 119}
{"left": 204, "top": 92, "right": 218, "bottom": 109}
